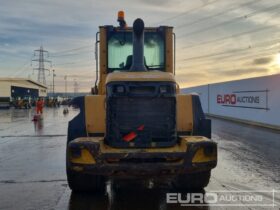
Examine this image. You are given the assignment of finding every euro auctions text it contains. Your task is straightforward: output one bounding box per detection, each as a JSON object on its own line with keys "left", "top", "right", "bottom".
{"left": 166, "top": 190, "right": 276, "bottom": 207}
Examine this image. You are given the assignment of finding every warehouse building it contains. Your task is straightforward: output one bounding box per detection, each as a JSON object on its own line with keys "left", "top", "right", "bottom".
{"left": 0, "top": 78, "right": 47, "bottom": 99}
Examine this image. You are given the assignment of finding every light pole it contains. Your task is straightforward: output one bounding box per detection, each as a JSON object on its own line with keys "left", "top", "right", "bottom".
{"left": 73, "top": 79, "right": 78, "bottom": 97}
{"left": 64, "top": 75, "right": 67, "bottom": 99}
{"left": 52, "top": 69, "right": 56, "bottom": 97}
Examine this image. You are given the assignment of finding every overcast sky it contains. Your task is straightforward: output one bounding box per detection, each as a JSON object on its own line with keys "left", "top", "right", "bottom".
{"left": 0, "top": 0, "right": 280, "bottom": 92}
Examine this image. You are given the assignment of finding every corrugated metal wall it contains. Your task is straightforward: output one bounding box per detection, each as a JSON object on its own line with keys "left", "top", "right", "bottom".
{"left": 0, "top": 81, "right": 11, "bottom": 97}
{"left": 0, "top": 79, "right": 47, "bottom": 98}
{"left": 11, "top": 86, "right": 39, "bottom": 98}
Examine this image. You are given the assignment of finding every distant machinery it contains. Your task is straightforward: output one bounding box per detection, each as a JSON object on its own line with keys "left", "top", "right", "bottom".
{"left": 0, "top": 78, "right": 48, "bottom": 109}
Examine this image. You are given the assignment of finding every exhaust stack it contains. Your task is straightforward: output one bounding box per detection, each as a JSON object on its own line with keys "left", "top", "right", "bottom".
{"left": 130, "top": 18, "right": 147, "bottom": 71}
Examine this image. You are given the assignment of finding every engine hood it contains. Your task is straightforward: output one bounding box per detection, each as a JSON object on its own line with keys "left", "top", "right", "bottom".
{"left": 105, "top": 71, "right": 176, "bottom": 84}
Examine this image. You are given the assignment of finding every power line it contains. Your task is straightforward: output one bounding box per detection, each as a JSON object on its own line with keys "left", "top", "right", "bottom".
{"left": 180, "top": 44, "right": 279, "bottom": 66}
{"left": 54, "top": 62, "right": 76, "bottom": 66}
{"left": 180, "top": 22, "right": 280, "bottom": 50}
{"left": 178, "top": 3, "right": 280, "bottom": 38}
{"left": 52, "top": 45, "right": 92, "bottom": 55}
{"left": 179, "top": 38, "right": 280, "bottom": 62}
{"left": 56, "top": 74, "right": 94, "bottom": 79}
{"left": 175, "top": 0, "right": 262, "bottom": 29}
{"left": 155, "top": 0, "right": 222, "bottom": 24}
{"left": 217, "top": 49, "right": 278, "bottom": 64}
{"left": 50, "top": 50, "right": 93, "bottom": 58}
{"left": 177, "top": 51, "right": 278, "bottom": 76}
{"left": 177, "top": 36, "right": 280, "bottom": 69}
{"left": 11, "top": 59, "right": 31, "bottom": 77}
{"left": 180, "top": 47, "right": 250, "bottom": 62}
{"left": 54, "top": 64, "right": 95, "bottom": 71}
{"left": 177, "top": 52, "right": 275, "bottom": 73}
{"left": 54, "top": 60, "right": 95, "bottom": 66}
{"left": 178, "top": 48, "right": 279, "bottom": 70}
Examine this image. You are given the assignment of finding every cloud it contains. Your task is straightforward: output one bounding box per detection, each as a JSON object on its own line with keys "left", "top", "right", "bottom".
{"left": 216, "top": 67, "right": 269, "bottom": 76}
{"left": 252, "top": 57, "right": 272, "bottom": 65}
{"left": 175, "top": 72, "right": 209, "bottom": 87}
{"left": 0, "top": 0, "right": 279, "bottom": 92}
{"left": 176, "top": 71, "right": 206, "bottom": 78}
{"left": 139, "top": 0, "right": 171, "bottom": 6}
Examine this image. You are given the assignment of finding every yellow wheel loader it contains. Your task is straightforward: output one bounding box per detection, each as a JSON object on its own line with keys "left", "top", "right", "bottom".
{"left": 66, "top": 12, "right": 217, "bottom": 193}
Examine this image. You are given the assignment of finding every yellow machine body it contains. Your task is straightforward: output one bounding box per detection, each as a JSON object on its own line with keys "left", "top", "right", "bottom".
{"left": 66, "top": 17, "right": 217, "bottom": 188}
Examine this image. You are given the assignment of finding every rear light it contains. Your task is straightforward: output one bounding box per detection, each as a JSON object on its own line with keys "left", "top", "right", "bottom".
{"left": 70, "top": 147, "right": 81, "bottom": 158}
{"left": 204, "top": 145, "right": 216, "bottom": 156}
{"left": 159, "top": 85, "right": 168, "bottom": 93}
{"left": 117, "top": 85, "right": 125, "bottom": 93}
{"left": 114, "top": 85, "right": 125, "bottom": 93}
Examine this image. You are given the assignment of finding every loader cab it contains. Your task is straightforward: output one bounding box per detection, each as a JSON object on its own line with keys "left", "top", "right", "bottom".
{"left": 94, "top": 16, "right": 175, "bottom": 95}
{"left": 107, "top": 28, "right": 165, "bottom": 72}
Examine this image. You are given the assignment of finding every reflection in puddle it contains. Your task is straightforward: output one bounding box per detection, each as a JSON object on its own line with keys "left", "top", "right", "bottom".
{"left": 0, "top": 108, "right": 32, "bottom": 123}
{"left": 33, "top": 119, "right": 44, "bottom": 133}
{"left": 68, "top": 180, "right": 209, "bottom": 210}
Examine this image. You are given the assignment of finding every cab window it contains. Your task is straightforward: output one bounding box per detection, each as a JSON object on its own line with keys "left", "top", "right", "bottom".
{"left": 107, "top": 31, "right": 165, "bottom": 72}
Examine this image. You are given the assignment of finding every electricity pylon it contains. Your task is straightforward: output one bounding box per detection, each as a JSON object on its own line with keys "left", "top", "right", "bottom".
{"left": 31, "top": 46, "right": 52, "bottom": 85}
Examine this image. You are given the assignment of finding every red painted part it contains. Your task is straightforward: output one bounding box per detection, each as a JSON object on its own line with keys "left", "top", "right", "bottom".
{"left": 122, "top": 125, "right": 145, "bottom": 142}
{"left": 123, "top": 132, "right": 137, "bottom": 142}
{"left": 137, "top": 125, "right": 145, "bottom": 131}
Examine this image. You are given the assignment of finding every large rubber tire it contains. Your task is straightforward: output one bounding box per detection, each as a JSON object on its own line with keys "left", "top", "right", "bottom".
{"left": 66, "top": 147, "right": 106, "bottom": 193}
{"left": 173, "top": 171, "right": 211, "bottom": 190}
{"left": 67, "top": 168, "right": 106, "bottom": 193}
{"left": 66, "top": 96, "right": 106, "bottom": 193}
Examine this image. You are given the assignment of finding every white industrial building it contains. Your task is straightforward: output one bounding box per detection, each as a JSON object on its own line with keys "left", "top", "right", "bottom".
{"left": 0, "top": 78, "right": 47, "bottom": 99}
{"left": 182, "top": 74, "right": 280, "bottom": 130}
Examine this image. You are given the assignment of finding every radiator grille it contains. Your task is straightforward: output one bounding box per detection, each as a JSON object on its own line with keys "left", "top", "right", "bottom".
{"left": 106, "top": 96, "right": 176, "bottom": 148}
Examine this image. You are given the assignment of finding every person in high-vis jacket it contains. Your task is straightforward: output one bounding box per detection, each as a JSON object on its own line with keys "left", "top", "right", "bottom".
{"left": 36, "top": 98, "right": 44, "bottom": 114}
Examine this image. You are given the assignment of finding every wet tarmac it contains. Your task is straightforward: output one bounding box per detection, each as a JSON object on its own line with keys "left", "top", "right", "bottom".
{"left": 0, "top": 107, "right": 279, "bottom": 210}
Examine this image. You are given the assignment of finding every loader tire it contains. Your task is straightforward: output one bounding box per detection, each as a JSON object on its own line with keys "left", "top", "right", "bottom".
{"left": 67, "top": 168, "right": 106, "bottom": 193}
{"left": 173, "top": 170, "right": 211, "bottom": 190}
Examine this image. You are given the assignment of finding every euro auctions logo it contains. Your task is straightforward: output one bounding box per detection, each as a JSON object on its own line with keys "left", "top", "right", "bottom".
{"left": 166, "top": 190, "right": 277, "bottom": 207}
{"left": 217, "top": 94, "right": 237, "bottom": 105}
{"left": 216, "top": 90, "right": 269, "bottom": 110}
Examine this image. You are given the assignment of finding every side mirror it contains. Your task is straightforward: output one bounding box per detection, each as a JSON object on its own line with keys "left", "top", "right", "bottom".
{"left": 91, "top": 86, "right": 98, "bottom": 95}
